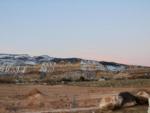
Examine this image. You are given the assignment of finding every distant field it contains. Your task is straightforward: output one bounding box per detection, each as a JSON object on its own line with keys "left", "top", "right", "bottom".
{"left": 67, "top": 79, "right": 150, "bottom": 88}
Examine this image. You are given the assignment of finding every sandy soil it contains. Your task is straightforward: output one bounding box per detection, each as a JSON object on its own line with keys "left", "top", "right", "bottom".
{"left": 0, "top": 84, "right": 149, "bottom": 113}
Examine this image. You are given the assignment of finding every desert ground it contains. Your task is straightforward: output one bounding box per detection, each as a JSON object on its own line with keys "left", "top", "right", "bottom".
{"left": 0, "top": 79, "right": 149, "bottom": 113}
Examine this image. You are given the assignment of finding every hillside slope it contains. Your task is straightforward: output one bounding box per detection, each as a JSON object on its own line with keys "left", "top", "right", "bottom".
{"left": 0, "top": 54, "right": 149, "bottom": 83}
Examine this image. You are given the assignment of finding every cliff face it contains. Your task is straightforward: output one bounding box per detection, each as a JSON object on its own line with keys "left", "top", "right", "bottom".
{"left": 0, "top": 54, "right": 149, "bottom": 82}
{"left": 0, "top": 54, "right": 126, "bottom": 74}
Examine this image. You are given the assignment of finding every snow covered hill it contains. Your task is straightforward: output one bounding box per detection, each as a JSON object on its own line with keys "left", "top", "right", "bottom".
{"left": 0, "top": 54, "right": 54, "bottom": 65}
{"left": 0, "top": 54, "right": 129, "bottom": 73}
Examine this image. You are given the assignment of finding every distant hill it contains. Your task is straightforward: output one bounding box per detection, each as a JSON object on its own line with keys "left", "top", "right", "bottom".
{"left": 0, "top": 54, "right": 150, "bottom": 83}
{"left": 0, "top": 54, "right": 129, "bottom": 72}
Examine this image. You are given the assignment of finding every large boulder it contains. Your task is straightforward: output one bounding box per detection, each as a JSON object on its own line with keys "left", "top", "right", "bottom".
{"left": 135, "top": 90, "right": 150, "bottom": 105}
{"left": 99, "top": 94, "right": 123, "bottom": 110}
{"left": 99, "top": 92, "right": 137, "bottom": 110}
{"left": 119, "top": 92, "right": 137, "bottom": 107}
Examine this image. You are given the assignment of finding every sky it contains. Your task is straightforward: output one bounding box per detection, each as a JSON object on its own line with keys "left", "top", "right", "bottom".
{"left": 0, "top": 0, "right": 150, "bottom": 66}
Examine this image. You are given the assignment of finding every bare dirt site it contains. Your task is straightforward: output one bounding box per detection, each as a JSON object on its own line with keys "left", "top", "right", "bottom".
{"left": 1, "top": 0, "right": 150, "bottom": 112}
{"left": 0, "top": 82, "right": 149, "bottom": 113}
{"left": 0, "top": 55, "right": 150, "bottom": 113}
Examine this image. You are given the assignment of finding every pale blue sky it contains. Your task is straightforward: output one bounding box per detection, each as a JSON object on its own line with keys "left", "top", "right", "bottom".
{"left": 0, "top": 0, "right": 150, "bottom": 66}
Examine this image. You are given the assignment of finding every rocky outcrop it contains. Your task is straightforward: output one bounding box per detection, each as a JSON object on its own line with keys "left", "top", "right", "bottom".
{"left": 119, "top": 92, "right": 137, "bottom": 107}
{"left": 99, "top": 95, "right": 123, "bottom": 110}
{"left": 99, "top": 92, "right": 144, "bottom": 110}
{"left": 0, "top": 54, "right": 150, "bottom": 82}
{"left": 135, "top": 90, "right": 150, "bottom": 105}
{"left": 99, "top": 91, "right": 149, "bottom": 110}
{"left": 0, "top": 54, "right": 127, "bottom": 74}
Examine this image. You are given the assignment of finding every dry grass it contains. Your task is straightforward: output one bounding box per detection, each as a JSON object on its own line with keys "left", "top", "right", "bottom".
{"left": 0, "top": 84, "right": 149, "bottom": 113}
{"left": 68, "top": 79, "right": 150, "bottom": 88}
{"left": 0, "top": 77, "right": 150, "bottom": 113}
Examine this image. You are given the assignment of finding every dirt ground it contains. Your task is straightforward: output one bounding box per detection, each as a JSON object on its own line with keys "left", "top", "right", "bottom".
{"left": 0, "top": 84, "right": 149, "bottom": 113}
